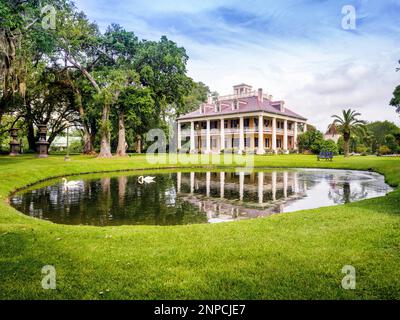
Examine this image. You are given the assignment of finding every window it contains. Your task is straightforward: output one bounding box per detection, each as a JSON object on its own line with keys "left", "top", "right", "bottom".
{"left": 265, "top": 138, "right": 270, "bottom": 148}
{"left": 254, "top": 118, "right": 259, "bottom": 129}
{"left": 231, "top": 120, "right": 239, "bottom": 128}
{"left": 244, "top": 118, "right": 250, "bottom": 128}
{"left": 224, "top": 120, "right": 228, "bottom": 129}
{"left": 255, "top": 137, "right": 259, "bottom": 148}
{"left": 264, "top": 119, "right": 270, "bottom": 127}
{"left": 232, "top": 99, "right": 239, "bottom": 110}
{"left": 211, "top": 121, "right": 218, "bottom": 129}
{"left": 277, "top": 138, "right": 282, "bottom": 148}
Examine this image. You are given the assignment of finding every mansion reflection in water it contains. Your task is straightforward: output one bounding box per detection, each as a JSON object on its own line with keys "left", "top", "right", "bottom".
{"left": 10, "top": 169, "right": 391, "bottom": 226}
{"left": 176, "top": 171, "right": 309, "bottom": 222}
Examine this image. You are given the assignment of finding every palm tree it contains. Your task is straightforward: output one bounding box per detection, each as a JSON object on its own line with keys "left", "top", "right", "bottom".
{"left": 332, "top": 109, "right": 366, "bottom": 157}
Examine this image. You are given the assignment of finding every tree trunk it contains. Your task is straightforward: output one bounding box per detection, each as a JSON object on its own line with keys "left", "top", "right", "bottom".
{"left": 116, "top": 111, "right": 127, "bottom": 157}
{"left": 344, "top": 133, "right": 350, "bottom": 158}
{"left": 27, "top": 117, "right": 37, "bottom": 152}
{"left": 83, "top": 129, "right": 95, "bottom": 155}
{"left": 75, "top": 89, "right": 96, "bottom": 155}
{"left": 136, "top": 135, "right": 142, "bottom": 154}
{"left": 98, "top": 103, "right": 112, "bottom": 158}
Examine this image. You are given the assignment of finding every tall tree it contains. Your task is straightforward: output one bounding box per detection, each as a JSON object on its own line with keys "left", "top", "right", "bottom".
{"left": 179, "top": 80, "right": 209, "bottom": 116}
{"left": 366, "top": 121, "right": 400, "bottom": 152}
{"left": 332, "top": 109, "right": 366, "bottom": 157}
{"left": 390, "top": 60, "right": 400, "bottom": 115}
{"left": 101, "top": 24, "right": 140, "bottom": 156}
{"left": 115, "top": 86, "right": 154, "bottom": 156}
{"left": 0, "top": 0, "right": 59, "bottom": 123}
{"left": 135, "top": 36, "right": 192, "bottom": 128}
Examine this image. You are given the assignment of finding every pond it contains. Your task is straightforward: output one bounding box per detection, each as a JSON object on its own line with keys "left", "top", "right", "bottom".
{"left": 10, "top": 169, "right": 392, "bottom": 226}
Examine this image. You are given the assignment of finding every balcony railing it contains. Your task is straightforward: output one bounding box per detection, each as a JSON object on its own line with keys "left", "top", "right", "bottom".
{"left": 216, "top": 91, "right": 271, "bottom": 102}
{"left": 181, "top": 127, "right": 296, "bottom": 137}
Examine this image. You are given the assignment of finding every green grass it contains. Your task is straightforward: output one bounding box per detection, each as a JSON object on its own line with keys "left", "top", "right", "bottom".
{"left": 1, "top": 154, "right": 400, "bottom": 299}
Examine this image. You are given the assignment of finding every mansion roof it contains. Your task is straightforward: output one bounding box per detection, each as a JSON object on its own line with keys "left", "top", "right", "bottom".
{"left": 178, "top": 85, "right": 307, "bottom": 122}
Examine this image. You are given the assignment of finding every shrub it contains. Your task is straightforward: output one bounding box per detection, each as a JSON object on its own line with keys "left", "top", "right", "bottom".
{"left": 356, "top": 145, "right": 369, "bottom": 154}
{"left": 378, "top": 145, "right": 391, "bottom": 155}
{"left": 298, "top": 130, "right": 324, "bottom": 154}
{"left": 69, "top": 140, "right": 83, "bottom": 154}
{"left": 385, "top": 134, "right": 397, "bottom": 152}
{"left": 319, "top": 139, "right": 339, "bottom": 155}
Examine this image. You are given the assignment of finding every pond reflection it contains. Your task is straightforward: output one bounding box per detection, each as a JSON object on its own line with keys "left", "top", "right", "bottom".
{"left": 10, "top": 169, "right": 392, "bottom": 226}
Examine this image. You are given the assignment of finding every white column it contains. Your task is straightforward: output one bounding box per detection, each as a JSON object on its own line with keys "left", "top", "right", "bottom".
{"left": 258, "top": 172, "right": 264, "bottom": 204}
{"left": 177, "top": 172, "right": 181, "bottom": 193}
{"left": 177, "top": 122, "right": 182, "bottom": 150}
{"left": 283, "top": 171, "right": 288, "bottom": 198}
{"left": 206, "top": 120, "right": 211, "bottom": 154}
{"left": 283, "top": 119, "right": 288, "bottom": 152}
{"left": 272, "top": 171, "right": 277, "bottom": 201}
{"left": 293, "top": 172, "right": 299, "bottom": 194}
{"left": 239, "top": 117, "right": 245, "bottom": 154}
{"left": 239, "top": 171, "right": 245, "bottom": 201}
{"left": 272, "top": 118, "right": 277, "bottom": 153}
{"left": 294, "top": 122, "right": 298, "bottom": 150}
{"left": 190, "top": 172, "right": 195, "bottom": 194}
{"left": 206, "top": 172, "right": 211, "bottom": 197}
{"left": 220, "top": 172, "right": 225, "bottom": 199}
{"left": 257, "top": 115, "right": 264, "bottom": 155}
{"left": 220, "top": 119, "right": 225, "bottom": 152}
{"left": 190, "top": 121, "right": 195, "bottom": 152}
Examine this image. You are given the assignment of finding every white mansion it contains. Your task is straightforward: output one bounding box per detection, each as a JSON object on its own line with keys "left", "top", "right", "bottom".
{"left": 177, "top": 84, "right": 308, "bottom": 154}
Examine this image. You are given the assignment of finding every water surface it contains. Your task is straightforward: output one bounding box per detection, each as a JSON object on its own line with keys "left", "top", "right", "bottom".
{"left": 10, "top": 169, "right": 392, "bottom": 226}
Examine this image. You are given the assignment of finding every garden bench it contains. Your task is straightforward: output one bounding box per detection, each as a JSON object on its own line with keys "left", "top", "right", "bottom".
{"left": 317, "top": 151, "right": 333, "bottom": 161}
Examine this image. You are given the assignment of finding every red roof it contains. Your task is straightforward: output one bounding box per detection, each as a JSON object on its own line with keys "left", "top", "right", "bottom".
{"left": 178, "top": 96, "right": 307, "bottom": 121}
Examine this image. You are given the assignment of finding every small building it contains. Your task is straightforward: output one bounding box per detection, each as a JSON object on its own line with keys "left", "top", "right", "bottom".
{"left": 324, "top": 123, "right": 340, "bottom": 143}
{"left": 177, "top": 84, "right": 308, "bottom": 154}
{"left": 50, "top": 136, "right": 81, "bottom": 150}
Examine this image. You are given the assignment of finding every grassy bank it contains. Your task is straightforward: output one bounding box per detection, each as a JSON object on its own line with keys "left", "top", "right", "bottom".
{"left": 0, "top": 154, "right": 400, "bottom": 299}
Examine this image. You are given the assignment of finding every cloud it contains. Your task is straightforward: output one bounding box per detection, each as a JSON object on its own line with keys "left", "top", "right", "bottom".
{"left": 73, "top": 0, "right": 400, "bottom": 130}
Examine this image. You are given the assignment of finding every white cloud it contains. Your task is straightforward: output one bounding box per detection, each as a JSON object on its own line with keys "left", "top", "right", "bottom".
{"left": 73, "top": 0, "right": 400, "bottom": 131}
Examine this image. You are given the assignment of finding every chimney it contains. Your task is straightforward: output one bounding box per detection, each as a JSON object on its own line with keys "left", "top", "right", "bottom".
{"left": 280, "top": 101, "right": 285, "bottom": 113}
{"left": 199, "top": 104, "right": 204, "bottom": 114}
{"left": 207, "top": 95, "right": 212, "bottom": 104}
{"left": 258, "top": 88, "right": 263, "bottom": 103}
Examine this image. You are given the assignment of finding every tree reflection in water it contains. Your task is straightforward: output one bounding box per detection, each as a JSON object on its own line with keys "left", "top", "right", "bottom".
{"left": 10, "top": 169, "right": 391, "bottom": 226}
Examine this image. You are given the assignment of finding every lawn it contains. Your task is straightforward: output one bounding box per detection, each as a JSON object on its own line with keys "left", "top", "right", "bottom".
{"left": 0, "top": 154, "right": 400, "bottom": 299}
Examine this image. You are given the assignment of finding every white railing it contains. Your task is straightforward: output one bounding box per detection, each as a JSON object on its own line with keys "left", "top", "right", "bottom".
{"left": 217, "top": 91, "right": 257, "bottom": 101}
{"left": 181, "top": 128, "right": 294, "bottom": 137}
{"left": 225, "top": 128, "right": 240, "bottom": 135}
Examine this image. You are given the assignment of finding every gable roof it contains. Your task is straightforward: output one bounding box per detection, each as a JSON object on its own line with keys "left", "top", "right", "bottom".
{"left": 325, "top": 123, "right": 339, "bottom": 135}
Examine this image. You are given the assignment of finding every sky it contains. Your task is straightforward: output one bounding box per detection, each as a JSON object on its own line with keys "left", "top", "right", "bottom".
{"left": 73, "top": 0, "right": 400, "bottom": 131}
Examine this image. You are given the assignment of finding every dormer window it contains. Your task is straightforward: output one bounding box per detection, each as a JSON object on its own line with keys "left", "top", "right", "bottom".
{"left": 232, "top": 99, "right": 239, "bottom": 110}
{"left": 215, "top": 102, "right": 221, "bottom": 112}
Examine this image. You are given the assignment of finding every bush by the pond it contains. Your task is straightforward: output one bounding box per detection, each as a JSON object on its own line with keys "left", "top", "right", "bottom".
{"left": 379, "top": 145, "right": 392, "bottom": 155}
{"left": 319, "top": 139, "right": 339, "bottom": 155}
